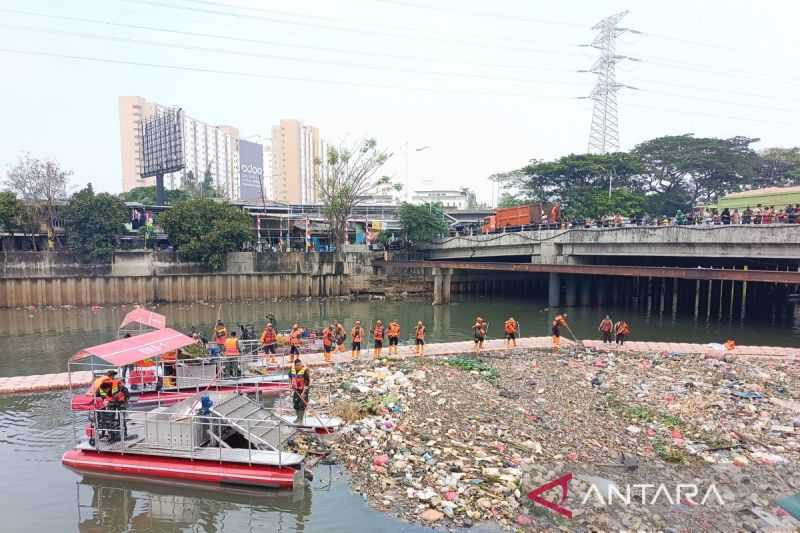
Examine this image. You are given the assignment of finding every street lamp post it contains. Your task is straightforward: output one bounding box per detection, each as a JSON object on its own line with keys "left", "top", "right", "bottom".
{"left": 404, "top": 143, "right": 430, "bottom": 202}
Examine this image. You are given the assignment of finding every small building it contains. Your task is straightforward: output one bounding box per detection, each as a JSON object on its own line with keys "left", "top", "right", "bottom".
{"left": 717, "top": 186, "right": 800, "bottom": 211}
{"left": 411, "top": 189, "right": 472, "bottom": 210}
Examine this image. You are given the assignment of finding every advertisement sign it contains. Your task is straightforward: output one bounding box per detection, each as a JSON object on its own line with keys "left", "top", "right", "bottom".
{"left": 239, "top": 140, "right": 264, "bottom": 201}
{"left": 140, "top": 108, "right": 185, "bottom": 178}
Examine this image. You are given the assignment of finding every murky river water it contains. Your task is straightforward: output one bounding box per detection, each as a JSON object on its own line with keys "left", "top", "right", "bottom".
{"left": 0, "top": 295, "right": 797, "bottom": 531}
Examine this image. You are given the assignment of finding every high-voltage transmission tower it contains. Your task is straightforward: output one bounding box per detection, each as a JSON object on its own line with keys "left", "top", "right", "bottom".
{"left": 581, "top": 11, "right": 639, "bottom": 154}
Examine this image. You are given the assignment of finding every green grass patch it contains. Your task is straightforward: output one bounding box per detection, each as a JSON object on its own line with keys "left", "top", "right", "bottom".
{"left": 442, "top": 356, "right": 501, "bottom": 386}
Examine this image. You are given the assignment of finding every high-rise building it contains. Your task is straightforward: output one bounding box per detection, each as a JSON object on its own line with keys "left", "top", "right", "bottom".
{"left": 270, "top": 119, "right": 323, "bottom": 204}
{"left": 119, "top": 96, "right": 241, "bottom": 199}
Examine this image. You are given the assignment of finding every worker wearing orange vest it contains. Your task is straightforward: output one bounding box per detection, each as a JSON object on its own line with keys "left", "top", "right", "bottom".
{"left": 213, "top": 321, "right": 228, "bottom": 346}
{"left": 335, "top": 322, "right": 347, "bottom": 353}
{"left": 504, "top": 317, "right": 519, "bottom": 348}
{"left": 387, "top": 320, "right": 401, "bottom": 356}
{"left": 614, "top": 319, "right": 630, "bottom": 346}
{"left": 322, "top": 324, "right": 335, "bottom": 363}
{"left": 223, "top": 331, "right": 241, "bottom": 377}
{"left": 372, "top": 320, "right": 385, "bottom": 359}
{"left": 288, "top": 324, "right": 303, "bottom": 362}
{"left": 552, "top": 313, "right": 568, "bottom": 351}
{"left": 414, "top": 321, "right": 426, "bottom": 356}
{"left": 351, "top": 321, "right": 365, "bottom": 360}
{"left": 260, "top": 322, "right": 278, "bottom": 364}
{"left": 288, "top": 359, "right": 311, "bottom": 423}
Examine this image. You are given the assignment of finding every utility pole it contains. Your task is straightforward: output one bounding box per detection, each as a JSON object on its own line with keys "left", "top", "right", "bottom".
{"left": 580, "top": 11, "right": 639, "bottom": 154}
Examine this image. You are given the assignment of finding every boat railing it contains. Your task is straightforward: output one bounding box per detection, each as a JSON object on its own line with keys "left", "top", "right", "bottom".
{"left": 76, "top": 405, "right": 299, "bottom": 466}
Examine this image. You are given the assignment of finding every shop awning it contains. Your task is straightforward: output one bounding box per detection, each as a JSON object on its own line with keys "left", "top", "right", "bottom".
{"left": 70, "top": 328, "right": 194, "bottom": 368}
{"left": 119, "top": 308, "right": 167, "bottom": 331}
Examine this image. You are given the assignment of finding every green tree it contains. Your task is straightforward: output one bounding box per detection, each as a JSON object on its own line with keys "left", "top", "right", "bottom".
{"left": 201, "top": 166, "right": 219, "bottom": 198}
{"left": 62, "top": 184, "right": 128, "bottom": 263}
{"left": 181, "top": 170, "right": 197, "bottom": 195}
{"left": 759, "top": 147, "right": 800, "bottom": 187}
{"left": 496, "top": 192, "right": 528, "bottom": 208}
{"left": 315, "top": 138, "right": 390, "bottom": 249}
{"left": 119, "top": 186, "right": 189, "bottom": 204}
{"left": 159, "top": 198, "right": 252, "bottom": 270}
{"left": 563, "top": 188, "right": 647, "bottom": 220}
{"left": 398, "top": 202, "right": 450, "bottom": 242}
{"left": 632, "top": 134, "right": 761, "bottom": 206}
{"left": 0, "top": 191, "right": 19, "bottom": 233}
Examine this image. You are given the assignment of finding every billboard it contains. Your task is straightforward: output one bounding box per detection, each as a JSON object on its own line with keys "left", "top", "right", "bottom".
{"left": 239, "top": 139, "right": 264, "bottom": 202}
{"left": 140, "top": 108, "right": 185, "bottom": 178}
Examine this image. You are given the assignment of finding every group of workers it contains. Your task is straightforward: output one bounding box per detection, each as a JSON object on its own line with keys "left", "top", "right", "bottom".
{"left": 598, "top": 315, "right": 631, "bottom": 345}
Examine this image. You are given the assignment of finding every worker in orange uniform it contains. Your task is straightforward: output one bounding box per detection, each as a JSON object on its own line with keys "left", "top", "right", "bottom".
{"left": 223, "top": 330, "right": 241, "bottom": 377}
{"left": 372, "top": 320, "right": 385, "bottom": 359}
{"left": 288, "top": 324, "right": 303, "bottom": 362}
{"left": 213, "top": 320, "right": 228, "bottom": 346}
{"left": 472, "top": 317, "right": 486, "bottom": 354}
{"left": 288, "top": 358, "right": 311, "bottom": 424}
{"left": 614, "top": 319, "right": 630, "bottom": 346}
{"left": 387, "top": 320, "right": 401, "bottom": 356}
{"left": 504, "top": 317, "right": 519, "bottom": 348}
{"left": 351, "top": 320, "right": 365, "bottom": 360}
{"left": 598, "top": 315, "right": 613, "bottom": 344}
{"left": 260, "top": 322, "right": 278, "bottom": 364}
{"left": 335, "top": 322, "right": 347, "bottom": 353}
{"left": 414, "top": 321, "right": 426, "bottom": 356}
{"left": 552, "top": 313, "right": 568, "bottom": 351}
{"left": 321, "top": 324, "right": 335, "bottom": 363}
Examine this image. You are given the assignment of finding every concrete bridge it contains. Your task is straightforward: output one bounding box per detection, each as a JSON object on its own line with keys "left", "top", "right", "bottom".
{"left": 416, "top": 225, "right": 800, "bottom": 262}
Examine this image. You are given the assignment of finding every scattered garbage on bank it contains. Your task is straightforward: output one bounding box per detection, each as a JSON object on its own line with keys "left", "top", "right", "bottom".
{"left": 301, "top": 347, "right": 800, "bottom": 530}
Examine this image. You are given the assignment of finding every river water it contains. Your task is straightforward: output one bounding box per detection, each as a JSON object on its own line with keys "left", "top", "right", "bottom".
{"left": 0, "top": 295, "right": 797, "bottom": 531}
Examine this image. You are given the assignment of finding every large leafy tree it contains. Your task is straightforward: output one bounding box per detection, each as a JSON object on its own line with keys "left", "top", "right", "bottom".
{"left": 759, "top": 147, "right": 800, "bottom": 187}
{"left": 5, "top": 153, "right": 70, "bottom": 249}
{"left": 159, "top": 198, "right": 252, "bottom": 270}
{"left": 62, "top": 184, "right": 128, "bottom": 263}
{"left": 564, "top": 188, "right": 647, "bottom": 220}
{"left": 632, "top": 134, "right": 761, "bottom": 206}
{"left": 398, "top": 202, "right": 450, "bottom": 242}
{"left": 315, "top": 138, "right": 391, "bottom": 249}
{"left": 0, "top": 192, "right": 19, "bottom": 233}
{"left": 119, "top": 186, "right": 189, "bottom": 204}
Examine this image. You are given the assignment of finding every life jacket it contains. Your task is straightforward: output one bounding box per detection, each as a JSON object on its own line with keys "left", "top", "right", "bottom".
{"left": 352, "top": 327, "right": 363, "bottom": 342}
{"left": 110, "top": 380, "right": 128, "bottom": 403}
{"left": 599, "top": 320, "right": 613, "bottom": 333}
{"left": 504, "top": 320, "right": 517, "bottom": 334}
{"left": 289, "top": 330, "right": 302, "bottom": 346}
{"left": 388, "top": 323, "right": 400, "bottom": 337}
{"left": 93, "top": 376, "right": 113, "bottom": 396}
{"left": 415, "top": 325, "right": 425, "bottom": 339}
{"left": 214, "top": 326, "right": 227, "bottom": 341}
{"left": 374, "top": 325, "right": 384, "bottom": 340}
{"left": 260, "top": 327, "right": 277, "bottom": 345}
{"left": 224, "top": 337, "right": 240, "bottom": 356}
{"left": 322, "top": 328, "right": 334, "bottom": 346}
{"left": 725, "top": 339, "right": 736, "bottom": 351}
{"left": 615, "top": 321, "right": 630, "bottom": 335}
{"left": 553, "top": 315, "right": 567, "bottom": 327}
{"left": 289, "top": 366, "right": 308, "bottom": 391}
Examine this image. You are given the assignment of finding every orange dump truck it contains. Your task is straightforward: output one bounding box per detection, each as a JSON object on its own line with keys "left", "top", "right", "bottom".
{"left": 482, "top": 204, "right": 551, "bottom": 233}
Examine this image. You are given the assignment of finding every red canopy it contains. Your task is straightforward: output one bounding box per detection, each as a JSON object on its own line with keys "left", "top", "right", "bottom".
{"left": 71, "top": 328, "right": 195, "bottom": 367}
{"left": 119, "top": 308, "right": 167, "bottom": 331}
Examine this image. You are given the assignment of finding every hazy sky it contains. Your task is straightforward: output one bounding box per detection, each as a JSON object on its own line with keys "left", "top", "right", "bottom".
{"left": 1, "top": 0, "right": 798, "bottom": 203}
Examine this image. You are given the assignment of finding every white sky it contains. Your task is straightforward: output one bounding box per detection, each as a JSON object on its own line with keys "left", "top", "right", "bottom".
{"left": 1, "top": 0, "right": 798, "bottom": 204}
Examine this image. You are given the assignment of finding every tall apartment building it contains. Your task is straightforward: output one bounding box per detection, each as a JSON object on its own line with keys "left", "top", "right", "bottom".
{"left": 119, "top": 96, "right": 241, "bottom": 199}
{"left": 270, "top": 119, "right": 323, "bottom": 204}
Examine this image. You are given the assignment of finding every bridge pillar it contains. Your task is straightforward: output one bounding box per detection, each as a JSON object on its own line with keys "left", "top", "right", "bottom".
{"left": 580, "top": 278, "right": 592, "bottom": 306}
{"left": 548, "top": 272, "right": 560, "bottom": 308}
{"left": 565, "top": 276, "right": 577, "bottom": 307}
{"left": 432, "top": 268, "right": 452, "bottom": 305}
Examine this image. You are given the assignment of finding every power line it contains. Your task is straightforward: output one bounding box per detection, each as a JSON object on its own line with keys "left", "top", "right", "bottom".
{"left": 119, "top": 0, "right": 590, "bottom": 57}
{"left": 0, "top": 22, "right": 588, "bottom": 89}
{"left": 0, "top": 7, "right": 578, "bottom": 74}
{"left": 0, "top": 46, "right": 790, "bottom": 125}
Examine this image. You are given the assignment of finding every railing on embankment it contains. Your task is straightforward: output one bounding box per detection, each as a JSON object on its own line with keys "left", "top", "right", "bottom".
{"left": 0, "top": 273, "right": 351, "bottom": 307}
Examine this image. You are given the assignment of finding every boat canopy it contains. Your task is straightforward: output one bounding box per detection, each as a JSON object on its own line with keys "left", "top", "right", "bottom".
{"left": 70, "top": 328, "right": 194, "bottom": 368}
{"left": 119, "top": 308, "right": 167, "bottom": 331}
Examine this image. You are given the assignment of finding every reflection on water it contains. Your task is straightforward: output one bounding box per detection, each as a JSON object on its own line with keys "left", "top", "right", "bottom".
{"left": 1, "top": 296, "right": 799, "bottom": 377}
{"left": 0, "top": 391, "right": 430, "bottom": 533}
